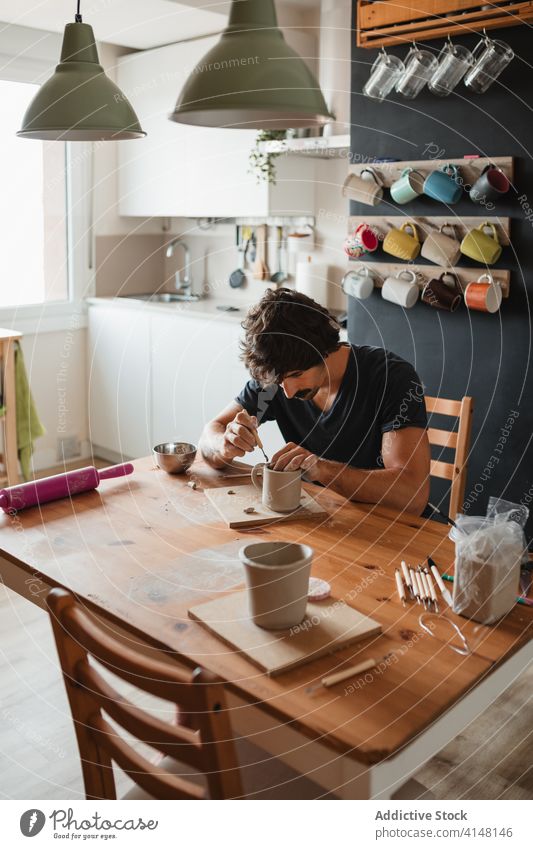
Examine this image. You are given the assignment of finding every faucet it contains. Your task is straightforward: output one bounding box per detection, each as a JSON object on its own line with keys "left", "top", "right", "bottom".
{"left": 165, "top": 237, "right": 195, "bottom": 298}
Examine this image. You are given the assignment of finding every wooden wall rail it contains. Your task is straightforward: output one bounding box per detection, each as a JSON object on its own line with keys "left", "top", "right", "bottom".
{"left": 356, "top": 1, "right": 533, "bottom": 48}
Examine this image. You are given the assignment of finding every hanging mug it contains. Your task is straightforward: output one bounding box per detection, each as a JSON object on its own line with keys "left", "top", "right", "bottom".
{"left": 465, "top": 273, "right": 502, "bottom": 313}
{"left": 390, "top": 168, "right": 425, "bottom": 204}
{"left": 382, "top": 269, "right": 420, "bottom": 309}
{"left": 422, "top": 272, "right": 463, "bottom": 312}
{"left": 395, "top": 46, "right": 438, "bottom": 99}
{"left": 460, "top": 221, "right": 502, "bottom": 265}
{"left": 470, "top": 165, "right": 510, "bottom": 204}
{"left": 343, "top": 222, "right": 380, "bottom": 259}
{"left": 423, "top": 164, "right": 463, "bottom": 205}
{"left": 428, "top": 42, "right": 474, "bottom": 97}
{"left": 464, "top": 36, "right": 514, "bottom": 94}
{"left": 363, "top": 49, "right": 405, "bottom": 102}
{"left": 421, "top": 223, "right": 461, "bottom": 266}
{"left": 342, "top": 266, "right": 379, "bottom": 300}
{"left": 342, "top": 168, "right": 384, "bottom": 206}
{"left": 383, "top": 221, "right": 420, "bottom": 261}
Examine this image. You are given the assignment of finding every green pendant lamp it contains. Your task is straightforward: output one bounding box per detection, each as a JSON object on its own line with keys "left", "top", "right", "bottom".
{"left": 169, "top": 0, "right": 333, "bottom": 130}
{"left": 17, "top": 1, "right": 145, "bottom": 141}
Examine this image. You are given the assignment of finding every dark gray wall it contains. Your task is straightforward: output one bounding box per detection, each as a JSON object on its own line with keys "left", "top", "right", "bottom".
{"left": 347, "top": 14, "right": 533, "bottom": 538}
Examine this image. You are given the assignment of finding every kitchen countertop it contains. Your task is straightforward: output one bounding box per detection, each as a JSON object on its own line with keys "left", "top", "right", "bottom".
{"left": 86, "top": 295, "right": 247, "bottom": 324}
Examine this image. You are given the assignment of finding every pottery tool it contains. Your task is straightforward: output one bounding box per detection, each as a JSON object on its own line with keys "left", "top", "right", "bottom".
{"left": 413, "top": 568, "right": 425, "bottom": 607}
{"left": 254, "top": 429, "right": 270, "bottom": 465}
{"left": 401, "top": 560, "right": 413, "bottom": 598}
{"left": 409, "top": 568, "right": 421, "bottom": 605}
{"left": 428, "top": 557, "right": 454, "bottom": 606}
{"left": 428, "top": 501, "right": 458, "bottom": 528}
{"left": 189, "top": 592, "right": 382, "bottom": 676}
{"left": 395, "top": 569, "right": 406, "bottom": 607}
{"left": 0, "top": 463, "right": 133, "bottom": 513}
{"left": 425, "top": 568, "right": 439, "bottom": 613}
{"left": 418, "top": 566, "right": 432, "bottom": 608}
{"left": 440, "top": 573, "right": 533, "bottom": 608}
{"left": 306, "top": 655, "right": 390, "bottom": 694}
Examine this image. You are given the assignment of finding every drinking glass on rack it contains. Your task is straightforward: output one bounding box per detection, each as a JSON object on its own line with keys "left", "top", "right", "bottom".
{"left": 363, "top": 49, "right": 405, "bottom": 102}
{"left": 428, "top": 41, "right": 474, "bottom": 96}
{"left": 464, "top": 35, "right": 514, "bottom": 94}
{"left": 395, "top": 45, "right": 438, "bottom": 99}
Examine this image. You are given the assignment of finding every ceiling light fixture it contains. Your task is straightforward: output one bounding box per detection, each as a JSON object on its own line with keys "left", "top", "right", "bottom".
{"left": 169, "top": 0, "right": 333, "bottom": 130}
{"left": 17, "top": 0, "right": 145, "bottom": 141}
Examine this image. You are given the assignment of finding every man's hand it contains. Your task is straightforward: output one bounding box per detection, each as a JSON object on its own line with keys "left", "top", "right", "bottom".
{"left": 219, "top": 410, "right": 258, "bottom": 462}
{"left": 271, "top": 442, "right": 320, "bottom": 477}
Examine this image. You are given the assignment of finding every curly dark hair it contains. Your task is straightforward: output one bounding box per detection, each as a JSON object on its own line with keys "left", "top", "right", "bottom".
{"left": 240, "top": 288, "right": 341, "bottom": 383}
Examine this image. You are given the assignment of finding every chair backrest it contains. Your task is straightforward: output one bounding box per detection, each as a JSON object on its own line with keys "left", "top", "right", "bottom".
{"left": 425, "top": 395, "right": 474, "bottom": 519}
{"left": 46, "top": 588, "right": 242, "bottom": 800}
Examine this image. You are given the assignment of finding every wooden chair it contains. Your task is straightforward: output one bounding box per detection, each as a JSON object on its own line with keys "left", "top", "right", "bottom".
{"left": 46, "top": 588, "right": 242, "bottom": 800}
{"left": 425, "top": 395, "right": 474, "bottom": 519}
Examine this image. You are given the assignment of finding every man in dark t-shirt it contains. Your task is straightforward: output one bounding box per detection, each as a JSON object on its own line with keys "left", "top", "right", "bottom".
{"left": 199, "top": 288, "right": 430, "bottom": 515}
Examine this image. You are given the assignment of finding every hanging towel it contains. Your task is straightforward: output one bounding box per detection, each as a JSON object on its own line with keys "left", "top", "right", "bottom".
{"left": 15, "top": 341, "right": 46, "bottom": 481}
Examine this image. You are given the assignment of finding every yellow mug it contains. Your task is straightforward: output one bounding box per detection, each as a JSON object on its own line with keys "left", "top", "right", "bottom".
{"left": 460, "top": 221, "right": 502, "bottom": 265}
{"left": 383, "top": 222, "right": 420, "bottom": 261}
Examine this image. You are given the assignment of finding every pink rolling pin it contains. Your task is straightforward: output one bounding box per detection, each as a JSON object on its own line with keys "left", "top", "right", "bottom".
{"left": 0, "top": 463, "right": 134, "bottom": 513}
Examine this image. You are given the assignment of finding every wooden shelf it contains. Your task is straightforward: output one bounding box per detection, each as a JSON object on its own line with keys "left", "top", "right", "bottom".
{"left": 347, "top": 259, "right": 511, "bottom": 298}
{"left": 356, "top": 1, "right": 533, "bottom": 48}
{"left": 348, "top": 157, "right": 514, "bottom": 192}
{"left": 257, "top": 134, "right": 350, "bottom": 159}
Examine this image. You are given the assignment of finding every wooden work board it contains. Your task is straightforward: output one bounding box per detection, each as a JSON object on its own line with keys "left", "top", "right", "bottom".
{"left": 203, "top": 483, "right": 329, "bottom": 528}
{"left": 189, "top": 590, "right": 382, "bottom": 675}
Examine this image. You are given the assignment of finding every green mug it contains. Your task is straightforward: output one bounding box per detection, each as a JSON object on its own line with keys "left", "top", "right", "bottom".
{"left": 390, "top": 168, "right": 425, "bottom": 205}
{"left": 460, "top": 222, "right": 502, "bottom": 265}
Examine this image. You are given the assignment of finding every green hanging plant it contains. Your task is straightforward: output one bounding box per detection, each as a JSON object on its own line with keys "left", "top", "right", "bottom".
{"left": 248, "top": 130, "right": 288, "bottom": 185}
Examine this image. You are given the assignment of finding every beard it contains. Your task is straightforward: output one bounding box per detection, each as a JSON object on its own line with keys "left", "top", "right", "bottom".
{"left": 294, "top": 386, "right": 320, "bottom": 401}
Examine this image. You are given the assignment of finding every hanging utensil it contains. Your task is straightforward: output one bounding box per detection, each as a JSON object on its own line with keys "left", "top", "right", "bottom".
{"left": 253, "top": 224, "right": 269, "bottom": 280}
{"left": 270, "top": 226, "right": 287, "bottom": 284}
{"left": 229, "top": 225, "right": 246, "bottom": 289}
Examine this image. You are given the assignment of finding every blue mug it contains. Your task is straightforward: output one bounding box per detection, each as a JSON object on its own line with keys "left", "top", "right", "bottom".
{"left": 423, "top": 165, "right": 463, "bottom": 205}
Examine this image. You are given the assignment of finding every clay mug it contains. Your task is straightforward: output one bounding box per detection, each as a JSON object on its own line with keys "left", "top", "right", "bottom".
{"left": 239, "top": 541, "right": 314, "bottom": 630}
{"left": 381, "top": 269, "right": 419, "bottom": 309}
{"left": 421, "top": 223, "right": 461, "bottom": 266}
{"left": 342, "top": 167, "right": 384, "bottom": 206}
{"left": 460, "top": 221, "right": 502, "bottom": 264}
{"left": 383, "top": 221, "right": 421, "bottom": 261}
{"left": 251, "top": 463, "right": 302, "bottom": 513}
{"left": 470, "top": 165, "right": 510, "bottom": 204}
{"left": 343, "top": 222, "right": 379, "bottom": 259}
{"left": 423, "top": 164, "right": 463, "bottom": 205}
{"left": 390, "top": 167, "right": 425, "bottom": 204}
{"left": 342, "top": 266, "right": 379, "bottom": 300}
{"left": 422, "top": 272, "right": 463, "bottom": 312}
{"left": 464, "top": 273, "right": 503, "bottom": 313}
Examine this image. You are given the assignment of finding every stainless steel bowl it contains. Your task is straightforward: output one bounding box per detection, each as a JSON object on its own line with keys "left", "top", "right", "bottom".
{"left": 153, "top": 442, "right": 197, "bottom": 474}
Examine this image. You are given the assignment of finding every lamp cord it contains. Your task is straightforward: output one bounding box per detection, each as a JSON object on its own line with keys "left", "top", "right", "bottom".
{"left": 75, "top": 0, "right": 82, "bottom": 23}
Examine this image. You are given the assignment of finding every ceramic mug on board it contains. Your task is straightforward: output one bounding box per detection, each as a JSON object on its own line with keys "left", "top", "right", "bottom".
{"left": 343, "top": 223, "right": 379, "bottom": 259}
{"left": 251, "top": 463, "right": 302, "bottom": 513}
{"left": 383, "top": 222, "right": 421, "bottom": 261}
{"left": 239, "top": 541, "right": 313, "bottom": 630}
{"left": 464, "top": 273, "right": 503, "bottom": 313}
{"left": 342, "top": 266, "right": 379, "bottom": 300}
{"left": 421, "top": 224, "right": 461, "bottom": 266}
{"left": 342, "top": 168, "right": 384, "bottom": 206}
{"left": 390, "top": 168, "right": 425, "bottom": 204}
{"left": 460, "top": 221, "right": 502, "bottom": 264}
{"left": 382, "top": 269, "right": 419, "bottom": 309}
{"left": 469, "top": 165, "right": 510, "bottom": 204}
{"left": 423, "top": 164, "right": 463, "bottom": 205}
{"left": 422, "top": 272, "right": 463, "bottom": 312}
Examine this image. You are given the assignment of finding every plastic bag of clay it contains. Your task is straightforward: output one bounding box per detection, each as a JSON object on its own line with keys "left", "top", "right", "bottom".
{"left": 452, "top": 512, "right": 525, "bottom": 624}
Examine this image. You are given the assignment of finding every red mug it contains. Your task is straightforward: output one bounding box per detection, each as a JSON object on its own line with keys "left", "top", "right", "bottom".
{"left": 354, "top": 223, "right": 379, "bottom": 252}
{"left": 465, "top": 274, "right": 502, "bottom": 313}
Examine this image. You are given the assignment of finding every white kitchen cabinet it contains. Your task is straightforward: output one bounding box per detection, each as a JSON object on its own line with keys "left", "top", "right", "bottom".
{"left": 88, "top": 303, "right": 285, "bottom": 462}
{"left": 117, "top": 35, "right": 315, "bottom": 219}
{"left": 151, "top": 312, "right": 234, "bottom": 445}
{"left": 87, "top": 305, "right": 152, "bottom": 460}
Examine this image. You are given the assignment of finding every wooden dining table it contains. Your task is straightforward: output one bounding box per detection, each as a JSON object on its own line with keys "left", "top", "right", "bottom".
{"left": 1, "top": 456, "right": 532, "bottom": 799}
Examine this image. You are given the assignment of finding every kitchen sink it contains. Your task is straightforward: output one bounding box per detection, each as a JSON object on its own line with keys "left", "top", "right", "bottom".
{"left": 120, "top": 292, "right": 201, "bottom": 303}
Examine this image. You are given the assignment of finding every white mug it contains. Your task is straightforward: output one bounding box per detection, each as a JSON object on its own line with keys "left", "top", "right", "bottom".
{"left": 342, "top": 168, "right": 383, "bottom": 206}
{"left": 342, "top": 266, "right": 379, "bottom": 300}
{"left": 381, "top": 269, "right": 419, "bottom": 309}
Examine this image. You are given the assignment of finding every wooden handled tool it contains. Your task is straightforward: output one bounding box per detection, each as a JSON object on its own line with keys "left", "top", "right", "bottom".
{"left": 253, "top": 224, "right": 269, "bottom": 280}
{"left": 319, "top": 656, "right": 385, "bottom": 689}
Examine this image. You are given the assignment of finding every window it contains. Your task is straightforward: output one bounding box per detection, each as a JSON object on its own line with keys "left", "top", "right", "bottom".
{"left": 0, "top": 79, "right": 69, "bottom": 308}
